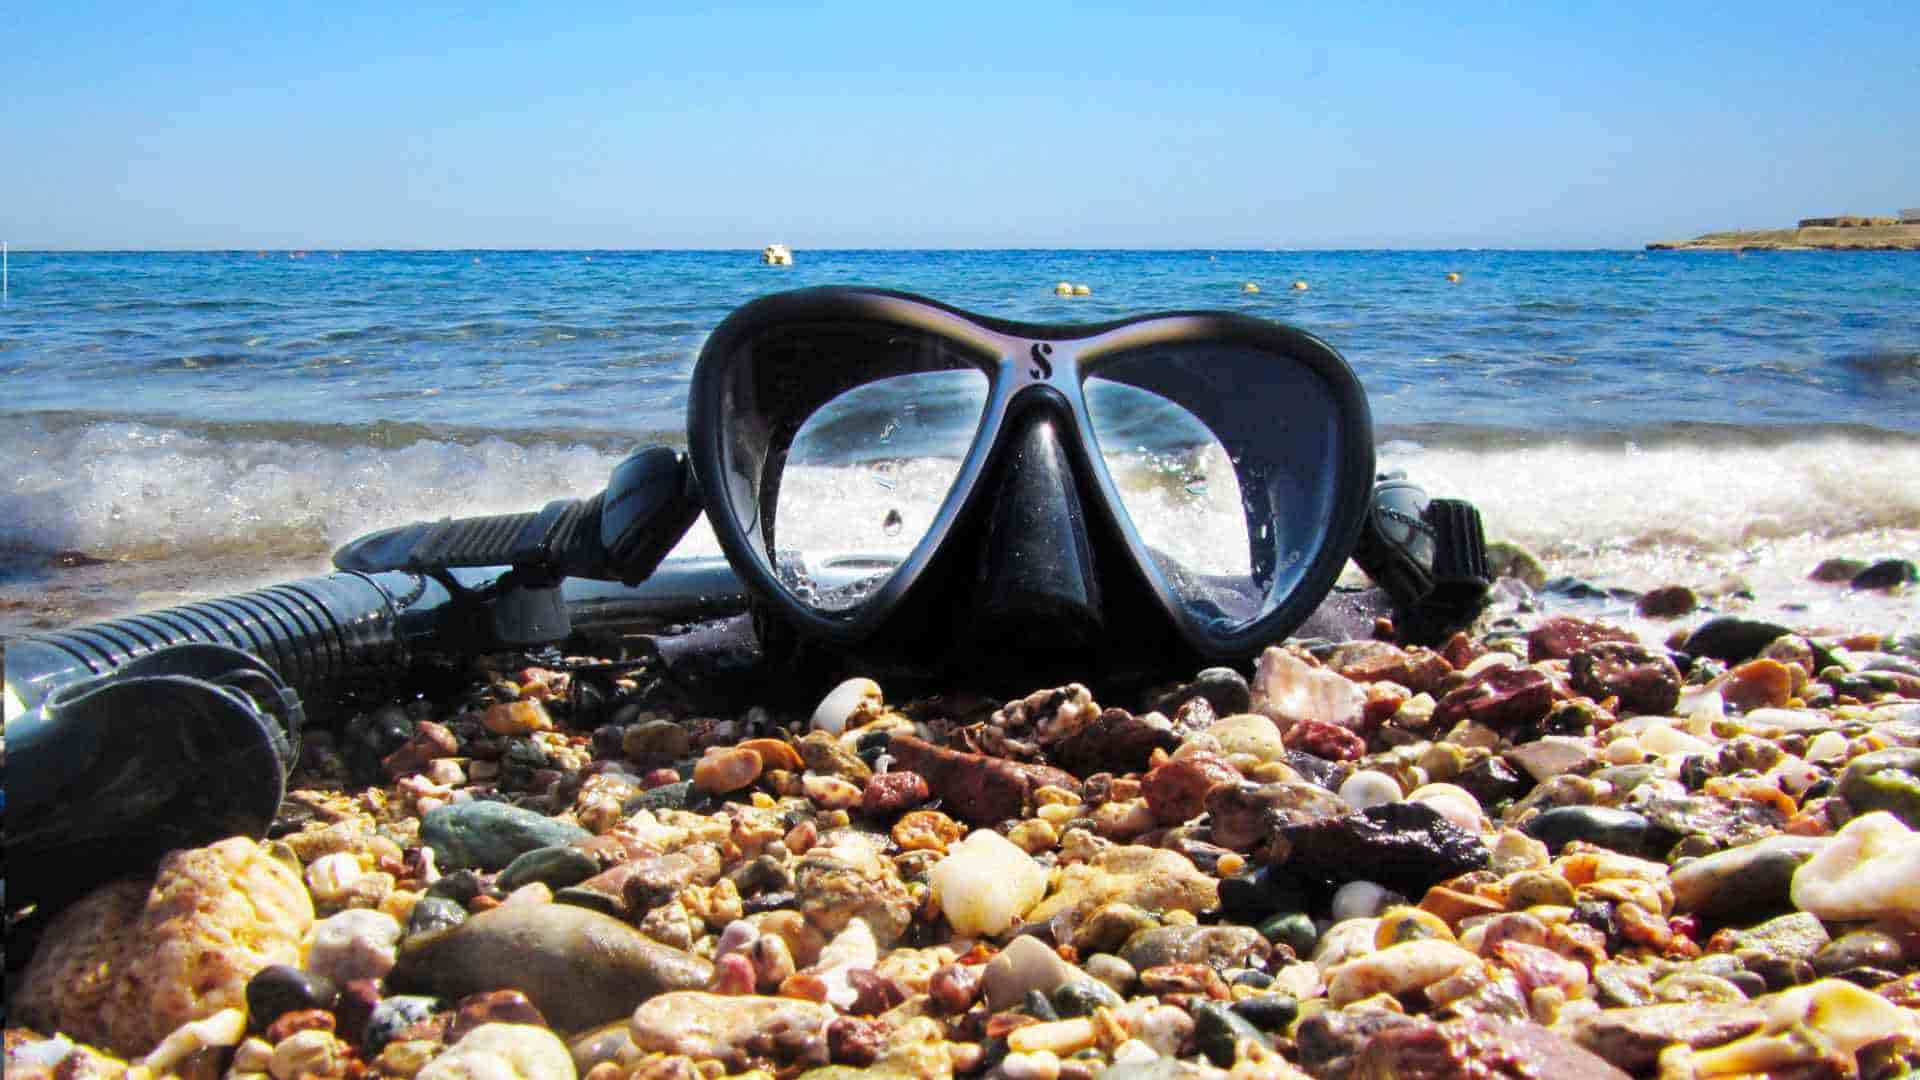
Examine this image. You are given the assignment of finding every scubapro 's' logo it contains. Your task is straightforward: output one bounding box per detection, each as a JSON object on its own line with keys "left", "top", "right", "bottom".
{"left": 1029, "top": 342, "right": 1054, "bottom": 380}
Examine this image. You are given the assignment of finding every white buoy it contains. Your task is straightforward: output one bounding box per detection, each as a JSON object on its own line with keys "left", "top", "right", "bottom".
{"left": 762, "top": 243, "right": 793, "bottom": 266}
{"left": 1242, "top": 282, "right": 1260, "bottom": 294}
{"left": 1072, "top": 283, "right": 1091, "bottom": 296}
{"left": 1054, "top": 281, "right": 1074, "bottom": 296}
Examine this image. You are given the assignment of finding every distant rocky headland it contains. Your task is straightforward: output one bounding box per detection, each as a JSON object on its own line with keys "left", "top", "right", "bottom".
{"left": 1650, "top": 213, "right": 1920, "bottom": 251}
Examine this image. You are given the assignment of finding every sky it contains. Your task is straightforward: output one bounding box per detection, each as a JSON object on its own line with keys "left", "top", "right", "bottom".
{"left": 7, "top": 2, "right": 1918, "bottom": 250}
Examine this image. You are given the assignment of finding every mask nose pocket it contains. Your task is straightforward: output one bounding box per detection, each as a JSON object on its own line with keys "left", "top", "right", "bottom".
{"left": 972, "top": 417, "right": 1102, "bottom": 648}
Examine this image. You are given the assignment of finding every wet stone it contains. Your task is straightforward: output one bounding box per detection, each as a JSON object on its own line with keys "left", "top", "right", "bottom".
{"left": 1570, "top": 642, "right": 1683, "bottom": 715}
{"left": 1566, "top": 1002, "right": 1765, "bottom": 1073}
{"left": 1523, "top": 805, "right": 1653, "bottom": 855}
{"left": 1636, "top": 585, "right": 1698, "bottom": 618}
{"left": 495, "top": 845, "right": 600, "bottom": 893}
{"left": 1682, "top": 617, "right": 1794, "bottom": 664}
{"left": 1853, "top": 558, "right": 1919, "bottom": 590}
{"left": 1192, "top": 1000, "right": 1273, "bottom": 1067}
{"left": 1155, "top": 667, "right": 1252, "bottom": 720}
{"left": 1433, "top": 665, "right": 1555, "bottom": 731}
{"left": 1047, "top": 708, "right": 1181, "bottom": 778}
{"left": 1232, "top": 993, "right": 1298, "bottom": 1032}
{"left": 425, "top": 868, "right": 488, "bottom": 906}
{"left": 365, "top": 995, "right": 443, "bottom": 1055}
{"left": 1455, "top": 754, "right": 1531, "bottom": 805}
{"left": 406, "top": 896, "right": 468, "bottom": 939}
{"left": 1725, "top": 912, "right": 1830, "bottom": 963}
{"left": 1277, "top": 801, "right": 1489, "bottom": 895}
{"left": 1354, "top": 1017, "right": 1632, "bottom": 1080}
{"left": 246, "top": 965, "right": 339, "bottom": 1031}
{"left": 1051, "top": 977, "right": 1124, "bottom": 1017}
{"left": 1119, "top": 925, "right": 1271, "bottom": 972}
{"left": 623, "top": 779, "right": 696, "bottom": 814}
{"left": 1528, "top": 615, "right": 1638, "bottom": 662}
{"left": 420, "top": 802, "right": 591, "bottom": 872}
{"left": 1814, "top": 929, "right": 1906, "bottom": 976}
{"left": 1839, "top": 748, "right": 1920, "bottom": 828}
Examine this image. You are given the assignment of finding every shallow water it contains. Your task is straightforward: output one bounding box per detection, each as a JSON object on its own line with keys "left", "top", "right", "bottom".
{"left": 3, "top": 249, "right": 1917, "bottom": 639}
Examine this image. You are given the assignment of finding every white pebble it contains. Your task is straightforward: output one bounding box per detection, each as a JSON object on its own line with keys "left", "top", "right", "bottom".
{"left": 1327, "top": 939, "right": 1481, "bottom": 1006}
{"left": 1110, "top": 1039, "right": 1159, "bottom": 1065}
{"left": 1791, "top": 811, "right": 1920, "bottom": 921}
{"left": 1604, "top": 736, "right": 1645, "bottom": 765}
{"left": 1804, "top": 730, "right": 1850, "bottom": 763}
{"left": 1339, "top": 770, "right": 1402, "bottom": 810}
{"left": 811, "top": 677, "right": 883, "bottom": 735}
{"left": 929, "top": 830, "right": 1048, "bottom": 936}
{"left": 1000, "top": 1049, "right": 1061, "bottom": 1080}
{"left": 306, "top": 908, "right": 403, "bottom": 985}
{"left": 1407, "top": 783, "right": 1485, "bottom": 833}
{"left": 417, "top": 1024, "right": 574, "bottom": 1080}
{"left": 1639, "top": 722, "right": 1712, "bottom": 757}
{"left": 1330, "top": 879, "right": 1397, "bottom": 922}
{"left": 304, "top": 852, "right": 365, "bottom": 904}
{"left": 269, "top": 1030, "right": 345, "bottom": 1080}
{"left": 424, "top": 758, "right": 466, "bottom": 786}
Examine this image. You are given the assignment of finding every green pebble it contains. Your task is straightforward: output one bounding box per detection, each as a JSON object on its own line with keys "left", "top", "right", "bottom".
{"left": 1259, "top": 911, "right": 1318, "bottom": 958}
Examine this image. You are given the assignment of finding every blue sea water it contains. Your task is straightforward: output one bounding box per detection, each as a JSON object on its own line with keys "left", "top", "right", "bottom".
{"left": 3, "top": 248, "right": 1918, "bottom": 635}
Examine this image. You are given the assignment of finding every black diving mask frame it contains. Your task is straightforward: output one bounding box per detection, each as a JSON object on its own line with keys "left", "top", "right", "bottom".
{"left": 333, "top": 287, "right": 1488, "bottom": 682}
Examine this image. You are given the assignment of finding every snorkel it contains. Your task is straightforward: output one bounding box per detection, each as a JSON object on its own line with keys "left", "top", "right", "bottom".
{"left": 2, "top": 287, "right": 1491, "bottom": 910}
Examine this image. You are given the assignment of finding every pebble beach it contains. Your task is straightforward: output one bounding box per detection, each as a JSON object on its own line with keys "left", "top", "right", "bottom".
{"left": 9, "top": 550, "right": 1920, "bottom": 1080}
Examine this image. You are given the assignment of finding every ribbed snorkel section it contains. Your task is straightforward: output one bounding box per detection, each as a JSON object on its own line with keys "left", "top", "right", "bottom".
{"left": 4, "top": 571, "right": 431, "bottom": 713}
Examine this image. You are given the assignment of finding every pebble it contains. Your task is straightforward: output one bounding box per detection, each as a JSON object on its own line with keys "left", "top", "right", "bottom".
{"left": 1338, "top": 769, "right": 1402, "bottom": 810}
{"left": 364, "top": 995, "right": 443, "bottom": 1055}
{"left": 692, "top": 745, "right": 763, "bottom": 793}
{"left": 418, "top": 1023, "right": 575, "bottom": 1080}
{"left": 1791, "top": 810, "right": 1920, "bottom": 921}
{"left": 307, "top": 908, "right": 404, "bottom": 986}
{"left": 496, "top": 845, "right": 601, "bottom": 893}
{"left": 245, "top": 966, "right": 339, "bottom": 1031}
{"left": 1524, "top": 805, "right": 1652, "bottom": 855}
{"left": 628, "top": 992, "right": 834, "bottom": 1069}
{"left": 811, "top": 676, "right": 884, "bottom": 735}
{"left": 421, "top": 801, "right": 591, "bottom": 872}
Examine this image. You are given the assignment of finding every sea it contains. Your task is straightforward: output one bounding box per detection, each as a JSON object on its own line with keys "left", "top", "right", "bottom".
{"left": 3, "top": 248, "right": 1918, "bottom": 644}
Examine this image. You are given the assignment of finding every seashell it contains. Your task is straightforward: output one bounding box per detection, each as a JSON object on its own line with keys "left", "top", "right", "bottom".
{"left": 811, "top": 677, "right": 883, "bottom": 735}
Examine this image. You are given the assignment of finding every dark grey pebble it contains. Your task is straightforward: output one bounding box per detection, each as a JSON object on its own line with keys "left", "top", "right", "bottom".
{"left": 1813, "top": 930, "right": 1904, "bottom": 977}
{"left": 425, "top": 868, "right": 487, "bottom": 906}
{"left": 1052, "top": 977, "right": 1124, "bottom": 1017}
{"left": 364, "top": 994, "right": 442, "bottom": 1054}
{"left": 1851, "top": 559, "right": 1918, "bottom": 591}
{"left": 343, "top": 705, "right": 415, "bottom": 786}
{"left": 1838, "top": 748, "right": 1920, "bottom": 829}
{"left": 405, "top": 896, "right": 468, "bottom": 940}
{"left": 1682, "top": 617, "right": 1794, "bottom": 664}
{"left": 624, "top": 780, "right": 696, "bottom": 814}
{"left": 1023, "top": 989, "right": 1060, "bottom": 1022}
{"left": 420, "top": 801, "right": 590, "bottom": 872}
{"left": 1670, "top": 835, "right": 1828, "bottom": 917}
{"left": 1155, "top": 667, "right": 1252, "bottom": 720}
{"left": 1258, "top": 912, "right": 1318, "bottom": 958}
{"left": 495, "top": 844, "right": 600, "bottom": 893}
{"left": 1230, "top": 993, "right": 1298, "bottom": 1032}
{"left": 1524, "top": 806, "right": 1651, "bottom": 855}
{"left": 1192, "top": 1000, "right": 1274, "bottom": 1067}
{"left": 245, "top": 965, "right": 337, "bottom": 1030}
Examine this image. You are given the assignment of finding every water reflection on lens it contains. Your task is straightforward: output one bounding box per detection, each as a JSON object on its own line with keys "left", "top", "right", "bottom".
{"left": 773, "top": 369, "right": 987, "bottom": 612}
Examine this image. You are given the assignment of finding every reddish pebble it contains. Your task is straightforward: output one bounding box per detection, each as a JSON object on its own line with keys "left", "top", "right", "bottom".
{"left": 708, "top": 952, "right": 757, "bottom": 996}
{"left": 382, "top": 720, "right": 460, "bottom": 779}
{"left": 266, "top": 1008, "right": 335, "bottom": 1044}
{"left": 861, "top": 770, "right": 931, "bottom": 816}
{"left": 827, "top": 1016, "right": 890, "bottom": 1067}
{"left": 640, "top": 767, "right": 681, "bottom": 790}
{"left": 1142, "top": 752, "right": 1240, "bottom": 825}
{"left": 846, "top": 968, "right": 908, "bottom": 1016}
{"left": 929, "top": 962, "right": 984, "bottom": 1014}
{"left": 1527, "top": 615, "right": 1636, "bottom": 662}
{"left": 693, "top": 746, "right": 763, "bottom": 793}
{"left": 1431, "top": 665, "right": 1554, "bottom": 731}
{"left": 448, "top": 989, "right": 545, "bottom": 1044}
{"left": 1282, "top": 717, "right": 1367, "bottom": 761}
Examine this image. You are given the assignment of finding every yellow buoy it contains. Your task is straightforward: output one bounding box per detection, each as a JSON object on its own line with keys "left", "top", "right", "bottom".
{"left": 1446, "top": 272, "right": 1461, "bottom": 283}
{"left": 1054, "top": 281, "right": 1074, "bottom": 296}
{"left": 1242, "top": 282, "right": 1260, "bottom": 294}
{"left": 1072, "top": 284, "right": 1091, "bottom": 296}
{"left": 1291, "top": 280, "right": 1309, "bottom": 291}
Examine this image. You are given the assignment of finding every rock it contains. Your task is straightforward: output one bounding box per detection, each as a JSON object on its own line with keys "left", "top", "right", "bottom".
{"left": 496, "top": 845, "right": 601, "bottom": 893}
{"left": 928, "top": 830, "right": 1048, "bottom": 937}
{"left": 14, "top": 837, "right": 314, "bottom": 1057}
{"left": 345, "top": 705, "right": 417, "bottom": 784}
{"left": 1294, "top": 1008, "right": 1425, "bottom": 1070}
{"left": 1636, "top": 586, "right": 1698, "bottom": 619}
{"left": 1190, "top": 1001, "right": 1272, "bottom": 1067}
{"left": 482, "top": 700, "right": 554, "bottom": 736}
{"left": 1231, "top": 994, "right": 1299, "bottom": 1033}
{"left": 1277, "top": 802, "right": 1489, "bottom": 895}
{"left": 794, "top": 850, "right": 915, "bottom": 946}
{"left": 1852, "top": 558, "right": 1919, "bottom": 590}
{"left": 1636, "top": 794, "right": 1783, "bottom": 850}
{"left": 1142, "top": 753, "right": 1240, "bottom": 825}
{"left": 1524, "top": 806, "right": 1654, "bottom": 856}
{"left": 1528, "top": 616, "right": 1637, "bottom": 662}
{"left": 246, "top": 966, "right": 340, "bottom": 1031}
{"left": 1332, "top": 642, "right": 1454, "bottom": 695}
{"left": 1197, "top": 713, "right": 1288, "bottom": 763}
{"left": 1455, "top": 754, "right": 1532, "bottom": 806}
{"left": 1813, "top": 929, "right": 1904, "bottom": 976}
{"left": 418, "top": 1023, "right": 575, "bottom": 1080}
{"left": 630, "top": 992, "right": 834, "bottom": 1070}
{"left": 797, "top": 730, "right": 873, "bottom": 784}
{"left": 1717, "top": 659, "right": 1795, "bottom": 712}
{"left": 1505, "top": 736, "right": 1595, "bottom": 783}
{"left": 1791, "top": 811, "right": 1920, "bottom": 922}
{"left": 1810, "top": 557, "right": 1869, "bottom": 583}
{"left": 886, "top": 735, "right": 1075, "bottom": 825}
{"left": 1282, "top": 716, "right": 1366, "bottom": 760}
{"left": 983, "top": 935, "right": 1081, "bottom": 1010}
{"left": 388, "top": 898, "right": 712, "bottom": 1032}
{"left": 1047, "top": 708, "right": 1180, "bottom": 777}
{"left": 1566, "top": 1002, "right": 1766, "bottom": 1073}
{"left": 1433, "top": 665, "right": 1554, "bottom": 731}
{"left": 692, "top": 746, "right": 763, "bottom": 793}
{"left": 811, "top": 677, "right": 884, "bottom": 736}
{"left": 1338, "top": 770, "right": 1403, "bottom": 810}
{"left": 421, "top": 802, "right": 590, "bottom": 872}
{"left": 1205, "top": 781, "right": 1351, "bottom": 850}
{"left": 1683, "top": 617, "right": 1793, "bottom": 664}
{"left": 365, "top": 995, "right": 443, "bottom": 1055}
{"left": 308, "top": 909, "right": 404, "bottom": 987}
{"left": 1729, "top": 912, "right": 1831, "bottom": 963}
{"left": 1326, "top": 939, "right": 1480, "bottom": 1006}
{"left": 383, "top": 720, "right": 461, "bottom": 779}
{"left": 623, "top": 779, "right": 696, "bottom": 814}
{"left": 621, "top": 719, "right": 690, "bottom": 759}
{"left": 1156, "top": 667, "right": 1252, "bottom": 718}
{"left": 1670, "top": 835, "right": 1828, "bottom": 916}
{"left": 1838, "top": 747, "right": 1920, "bottom": 827}
{"left": 1353, "top": 1017, "right": 1630, "bottom": 1080}
{"left": 1021, "top": 844, "right": 1219, "bottom": 932}
{"left": 1570, "top": 643, "right": 1683, "bottom": 715}
{"left": 860, "top": 770, "right": 930, "bottom": 816}
{"left": 1052, "top": 977, "right": 1124, "bottom": 1017}
{"left": 1118, "top": 925, "right": 1270, "bottom": 972}
{"left": 1250, "top": 647, "right": 1365, "bottom": 731}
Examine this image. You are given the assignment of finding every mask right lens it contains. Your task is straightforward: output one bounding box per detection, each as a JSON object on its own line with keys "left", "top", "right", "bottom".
{"left": 1084, "top": 339, "right": 1360, "bottom": 637}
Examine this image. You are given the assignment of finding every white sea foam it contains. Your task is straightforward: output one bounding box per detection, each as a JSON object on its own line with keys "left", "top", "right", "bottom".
{"left": 4, "top": 419, "right": 1916, "bottom": 635}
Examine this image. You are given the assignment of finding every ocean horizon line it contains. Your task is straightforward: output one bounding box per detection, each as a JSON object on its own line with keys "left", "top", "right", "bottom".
{"left": 7, "top": 245, "right": 1662, "bottom": 256}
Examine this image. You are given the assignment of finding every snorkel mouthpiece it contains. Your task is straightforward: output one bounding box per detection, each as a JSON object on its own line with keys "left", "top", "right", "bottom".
{"left": 972, "top": 416, "right": 1103, "bottom": 650}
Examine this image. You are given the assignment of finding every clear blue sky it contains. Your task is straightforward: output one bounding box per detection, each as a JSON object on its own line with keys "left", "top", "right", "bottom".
{"left": 8, "top": 2, "right": 1918, "bottom": 249}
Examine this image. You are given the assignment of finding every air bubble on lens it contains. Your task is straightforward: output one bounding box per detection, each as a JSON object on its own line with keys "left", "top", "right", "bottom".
{"left": 882, "top": 509, "right": 903, "bottom": 537}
